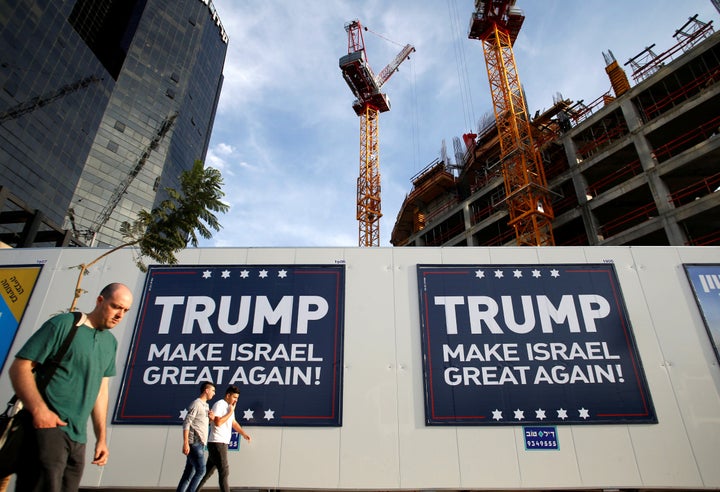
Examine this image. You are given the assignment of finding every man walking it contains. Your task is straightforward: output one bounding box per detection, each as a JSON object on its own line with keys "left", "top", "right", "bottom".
{"left": 176, "top": 381, "right": 216, "bottom": 492}
{"left": 9, "top": 283, "right": 133, "bottom": 492}
{"left": 197, "top": 385, "right": 251, "bottom": 492}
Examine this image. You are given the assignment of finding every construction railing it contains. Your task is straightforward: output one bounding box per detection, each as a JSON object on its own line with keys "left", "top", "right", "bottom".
{"left": 424, "top": 198, "right": 459, "bottom": 225}
{"left": 598, "top": 201, "right": 658, "bottom": 238}
{"left": 668, "top": 171, "right": 720, "bottom": 207}
{"left": 586, "top": 159, "right": 643, "bottom": 197}
{"left": 478, "top": 228, "right": 515, "bottom": 246}
{"left": 423, "top": 221, "right": 466, "bottom": 246}
{"left": 542, "top": 157, "right": 570, "bottom": 180}
{"left": 576, "top": 124, "right": 628, "bottom": 160}
{"left": 471, "top": 203, "right": 495, "bottom": 225}
{"left": 568, "top": 91, "right": 613, "bottom": 125}
{"left": 652, "top": 114, "right": 720, "bottom": 162}
{"left": 686, "top": 229, "right": 720, "bottom": 246}
{"left": 551, "top": 193, "right": 578, "bottom": 217}
{"left": 641, "top": 67, "right": 720, "bottom": 121}
{"left": 556, "top": 232, "right": 590, "bottom": 246}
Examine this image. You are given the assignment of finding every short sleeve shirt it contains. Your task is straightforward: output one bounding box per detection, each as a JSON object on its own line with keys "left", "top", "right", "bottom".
{"left": 208, "top": 399, "right": 235, "bottom": 444}
{"left": 15, "top": 312, "right": 117, "bottom": 443}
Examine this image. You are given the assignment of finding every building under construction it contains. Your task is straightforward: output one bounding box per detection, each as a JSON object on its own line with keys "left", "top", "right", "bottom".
{"left": 391, "top": 14, "right": 720, "bottom": 248}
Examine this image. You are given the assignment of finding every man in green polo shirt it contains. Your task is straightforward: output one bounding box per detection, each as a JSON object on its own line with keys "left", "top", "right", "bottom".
{"left": 9, "top": 282, "right": 133, "bottom": 492}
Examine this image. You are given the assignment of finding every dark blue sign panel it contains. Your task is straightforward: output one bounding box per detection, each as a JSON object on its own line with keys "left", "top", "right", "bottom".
{"left": 229, "top": 432, "right": 240, "bottom": 451}
{"left": 114, "top": 264, "right": 345, "bottom": 426}
{"left": 524, "top": 426, "right": 558, "bottom": 450}
{"left": 418, "top": 264, "right": 656, "bottom": 425}
{"left": 684, "top": 264, "right": 720, "bottom": 364}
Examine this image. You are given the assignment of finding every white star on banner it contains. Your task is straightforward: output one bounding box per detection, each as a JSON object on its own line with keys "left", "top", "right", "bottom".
{"left": 494, "top": 269, "right": 504, "bottom": 278}
{"left": 259, "top": 269, "right": 268, "bottom": 278}
{"left": 513, "top": 409, "right": 524, "bottom": 420}
{"left": 202, "top": 270, "right": 211, "bottom": 279}
{"left": 278, "top": 269, "right": 287, "bottom": 278}
{"left": 532, "top": 269, "right": 541, "bottom": 278}
{"left": 513, "top": 269, "right": 522, "bottom": 278}
{"left": 240, "top": 270, "right": 249, "bottom": 278}
{"left": 492, "top": 409, "right": 503, "bottom": 421}
{"left": 264, "top": 409, "right": 275, "bottom": 421}
{"left": 179, "top": 409, "right": 188, "bottom": 420}
{"left": 535, "top": 409, "right": 546, "bottom": 420}
{"left": 243, "top": 409, "right": 254, "bottom": 420}
{"left": 221, "top": 270, "right": 230, "bottom": 278}
{"left": 579, "top": 407, "right": 590, "bottom": 419}
{"left": 475, "top": 269, "right": 485, "bottom": 279}
{"left": 550, "top": 269, "right": 560, "bottom": 278}
{"left": 557, "top": 408, "right": 568, "bottom": 420}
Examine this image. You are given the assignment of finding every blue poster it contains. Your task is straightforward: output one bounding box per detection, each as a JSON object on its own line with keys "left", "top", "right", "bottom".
{"left": 417, "top": 264, "right": 656, "bottom": 425}
{"left": 684, "top": 264, "right": 720, "bottom": 363}
{"left": 113, "top": 264, "right": 345, "bottom": 426}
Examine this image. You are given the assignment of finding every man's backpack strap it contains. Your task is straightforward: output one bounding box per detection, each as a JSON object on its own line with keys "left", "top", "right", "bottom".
{"left": 36, "top": 311, "right": 85, "bottom": 391}
{"left": 73, "top": 311, "right": 87, "bottom": 328}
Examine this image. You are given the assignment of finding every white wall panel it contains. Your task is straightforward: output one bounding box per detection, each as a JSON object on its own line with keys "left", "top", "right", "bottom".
{"left": 0, "top": 246, "right": 719, "bottom": 490}
{"left": 571, "top": 426, "right": 641, "bottom": 488}
{"left": 233, "top": 426, "right": 282, "bottom": 486}
{"left": 456, "top": 427, "right": 520, "bottom": 489}
{"left": 278, "top": 427, "right": 340, "bottom": 488}
{"left": 339, "top": 248, "right": 400, "bottom": 489}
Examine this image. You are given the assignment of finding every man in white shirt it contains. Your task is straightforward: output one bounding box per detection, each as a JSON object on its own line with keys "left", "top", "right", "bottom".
{"left": 197, "top": 385, "right": 251, "bottom": 492}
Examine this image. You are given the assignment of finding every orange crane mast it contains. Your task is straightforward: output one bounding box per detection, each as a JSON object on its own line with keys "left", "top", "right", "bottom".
{"left": 339, "top": 20, "right": 415, "bottom": 247}
{"left": 469, "top": 0, "right": 555, "bottom": 246}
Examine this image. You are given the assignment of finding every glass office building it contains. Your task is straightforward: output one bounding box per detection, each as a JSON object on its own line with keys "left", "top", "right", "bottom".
{"left": 0, "top": 0, "right": 227, "bottom": 247}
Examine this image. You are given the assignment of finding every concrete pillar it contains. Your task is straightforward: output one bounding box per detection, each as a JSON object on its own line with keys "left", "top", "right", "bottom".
{"left": 562, "top": 135, "right": 603, "bottom": 244}
{"left": 623, "top": 99, "right": 687, "bottom": 244}
{"left": 462, "top": 203, "right": 477, "bottom": 246}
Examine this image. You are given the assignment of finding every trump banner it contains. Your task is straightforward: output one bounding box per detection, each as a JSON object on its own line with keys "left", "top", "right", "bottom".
{"left": 684, "top": 264, "right": 720, "bottom": 364}
{"left": 113, "top": 264, "right": 345, "bottom": 426}
{"left": 417, "top": 264, "right": 656, "bottom": 425}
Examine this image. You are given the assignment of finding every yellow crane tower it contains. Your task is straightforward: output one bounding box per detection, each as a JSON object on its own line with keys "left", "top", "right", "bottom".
{"left": 339, "top": 20, "right": 415, "bottom": 247}
{"left": 469, "top": 1, "right": 555, "bottom": 246}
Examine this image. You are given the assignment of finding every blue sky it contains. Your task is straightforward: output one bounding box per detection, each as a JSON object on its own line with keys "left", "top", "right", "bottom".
{"left": 201, "top": 0, "right": 719, "bottom": 248}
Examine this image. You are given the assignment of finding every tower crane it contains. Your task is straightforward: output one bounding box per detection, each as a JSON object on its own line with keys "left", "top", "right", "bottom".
{"left": 339, "top": 20, "right": 415, "bottom": 247}
{"left": 468, "top": 0, "right": 555, "bottom": 246}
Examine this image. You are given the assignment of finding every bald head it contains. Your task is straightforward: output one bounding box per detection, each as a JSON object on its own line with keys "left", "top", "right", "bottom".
{"left": 87, "top": 283, "right": 133, "bottom": 330}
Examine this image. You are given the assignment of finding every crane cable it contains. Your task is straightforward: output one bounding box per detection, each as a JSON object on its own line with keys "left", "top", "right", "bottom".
{"left": 362, "top": 25, "right": 406, "bottom": 48}
{"left": 447, "top": 0, "right": 477, "bottom": 132}
{"left": 409, "top": 55, "right": 420, "bottom": 172}
{"left": 363, "top": 23, "right": 422, "bottom": 172}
